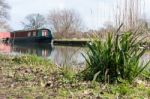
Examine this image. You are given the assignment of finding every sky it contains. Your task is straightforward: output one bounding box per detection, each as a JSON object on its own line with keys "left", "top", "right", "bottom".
{"left": 7, "top": 0, "right": 150, "bottom": 30}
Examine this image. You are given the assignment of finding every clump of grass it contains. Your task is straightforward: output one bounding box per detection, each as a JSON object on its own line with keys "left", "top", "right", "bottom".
{"left": 12, "top": 54, "right": 55, "bottom": 73}
{"left": 82, "top": 31, "right": 150, "bottom": 83}
{"left": 12, "top": 54, "right": 52, "bottom": 66}
{"left": 58, "top": 65, "right": 78, "bottom": 84}
{"left": 111, "top": 84, "right": 132, "bottom": 98}
{"left": 115, "top": 84, "right": 131, "bottom": 95}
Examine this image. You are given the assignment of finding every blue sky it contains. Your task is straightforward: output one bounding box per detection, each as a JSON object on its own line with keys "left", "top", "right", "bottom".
{"left": 8, "top": 0, "right": 150, "bottom": 30}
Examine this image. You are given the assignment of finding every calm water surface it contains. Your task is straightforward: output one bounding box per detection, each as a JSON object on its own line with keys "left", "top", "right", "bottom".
{"left": 0, "top": 43, "right": 85, "bottom": 66}
{"left": 0, "top": 43, "right": 149, "bottom": 67}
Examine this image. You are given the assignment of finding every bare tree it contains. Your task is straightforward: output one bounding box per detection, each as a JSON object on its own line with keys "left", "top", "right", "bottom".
{"left": 47, "top": 9, "right": 83, "bottom": 38}
{"left": 115, "top": 0, "right": 145, "bottom": 31}
{"left": 0, "top": 0, "right": 10, "bottom": 31}
{"left": 22, "top": 13, "right": 46, "bottom": 30}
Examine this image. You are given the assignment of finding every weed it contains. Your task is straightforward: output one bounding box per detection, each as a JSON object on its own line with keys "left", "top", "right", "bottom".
{"left": 82, "top": 32, "right": 150, "bottom": 83}
{"left": 117, "top": 84, "right": 130, "bottom": 95}
{"left": 111, "top": 84, "right": 131, "bottom": 96}
{"left": 59, "top": 65, "right": 77, "bottom": 84}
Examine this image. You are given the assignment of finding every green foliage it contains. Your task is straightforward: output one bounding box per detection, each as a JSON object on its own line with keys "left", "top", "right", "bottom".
{"left": 82, "top": 32, "right": 150, "bottom": 83}
{"left": 59, "top": 65, "right": 77, "bottom": 84}
{"left": 112, "top": 84, "right": 131, "bottom": 95}
{"left": 117, "top": 84, "right": 131, "bottom": 95}
{"left": 147, "top": 89, "right": 150, "bottom": 97}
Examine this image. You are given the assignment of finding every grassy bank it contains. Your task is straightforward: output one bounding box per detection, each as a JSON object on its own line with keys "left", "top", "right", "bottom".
{"left": 0, "top": 54, "right": 150, "bottom": 99}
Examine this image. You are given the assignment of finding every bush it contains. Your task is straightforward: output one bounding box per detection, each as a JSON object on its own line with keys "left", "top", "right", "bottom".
{"left": 82, "top": 32, "right": 150, "bottom": 83}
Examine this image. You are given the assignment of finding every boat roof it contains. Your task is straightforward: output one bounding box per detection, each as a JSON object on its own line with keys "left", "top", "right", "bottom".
{"left": 11, "top": 28, "right": 50, "bottom": 33}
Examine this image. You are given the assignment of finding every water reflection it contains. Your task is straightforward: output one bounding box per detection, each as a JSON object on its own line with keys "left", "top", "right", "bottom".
{"left": 0, "top": 43, "right": 85, "bottom": 66}
{"left": 50, "top": 46, "right": 85, "bottom": 66}
{"left": 0, "top": 43, "right": 149, "bottom": 67}
{"left": 0, "top": 43, "right": 11, "bottom": 53}
{"left": 141, "top": 52, "right": 150, "bottom": 69}
{"left": 12, "top": 43, "right": 52, "bottom": 57}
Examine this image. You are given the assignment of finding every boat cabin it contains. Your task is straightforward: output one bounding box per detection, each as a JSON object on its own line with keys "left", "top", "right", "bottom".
{"left": 11, "top": 28, "right": 52, "bottom": 38}
{"left": 10, "top": 28, "right": 53, "bottom": 43}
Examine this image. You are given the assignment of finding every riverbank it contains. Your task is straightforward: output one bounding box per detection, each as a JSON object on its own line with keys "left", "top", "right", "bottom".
{"left": 0, "top": 54, "right": 150, "bottom": 98}
{"left": 53, "top": 38, "right": 150, "bottom": 48}
{"left": 53, "top": 39, "right": 90, "bottom": 46}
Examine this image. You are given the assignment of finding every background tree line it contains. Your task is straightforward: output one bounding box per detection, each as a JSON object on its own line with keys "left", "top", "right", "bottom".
{"left": 0, "top": 0, "right": 11, "bottom": 31}
{"left": 0, "top": 0, "right": 84, "bottom": 39}
{"left": 22, "top": 9, "right": 83, "bottom": 39}
{"left": 0, "top": 0, "right": 150, "bottom": 39}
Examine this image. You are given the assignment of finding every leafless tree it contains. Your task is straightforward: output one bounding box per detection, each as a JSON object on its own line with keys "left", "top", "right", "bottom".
{"left": 22, "top": 13, "right": 46, "bottom": 30}
{"left": 47, "top": 9, "right": 83, "bottom": 38}
{"left": 115, "top": 0, "right": 145, "bottom": 31}
{"left": 0, "top": 0, "right": 10, "bottom": 31}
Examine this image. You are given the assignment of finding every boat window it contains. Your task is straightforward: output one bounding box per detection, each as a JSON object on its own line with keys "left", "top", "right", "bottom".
{"left": 28, "top": 32, "right": 31, "bottom": 37}
{"left": 33, "top": 31, "right": 36, "bottom": 36}
{"left": 42, "top": 30, "right": 48, "bottom": 36}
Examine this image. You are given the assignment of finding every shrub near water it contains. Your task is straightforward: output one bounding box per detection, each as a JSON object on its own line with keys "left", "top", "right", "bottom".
{"left": 82, "top": 32, "right": 150, "bottom": 83}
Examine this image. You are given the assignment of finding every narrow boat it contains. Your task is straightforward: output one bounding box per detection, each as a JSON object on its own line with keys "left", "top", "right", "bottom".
{"left": 10, "top": 28, "right": 53, "bottom": 43}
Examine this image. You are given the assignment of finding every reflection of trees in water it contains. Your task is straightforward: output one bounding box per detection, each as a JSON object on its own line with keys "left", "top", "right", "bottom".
{"left": 141, "top": 53, "right": 150, "bottom": 68}
{"left": 0, "top": 43, "right": 11, "bottom": 53}
{"left": 12, "top": 43, "right": 52, "bottom": 57}
{"left": 51, "top": 46, "right": 85, "bottom": 67}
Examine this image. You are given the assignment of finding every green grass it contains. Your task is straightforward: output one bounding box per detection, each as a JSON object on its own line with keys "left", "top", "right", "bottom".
{"left": 12, "top": 54, "right": 52, "bottom": 65}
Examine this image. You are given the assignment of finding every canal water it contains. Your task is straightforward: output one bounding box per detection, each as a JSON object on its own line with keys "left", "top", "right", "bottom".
{"left": 0, "top": 43, "right": 85, "bottom": 67}
{"left": 0, "top": 42, "right": 150, "bottom": 68}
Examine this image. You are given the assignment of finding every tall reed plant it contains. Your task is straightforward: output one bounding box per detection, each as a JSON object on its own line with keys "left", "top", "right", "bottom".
{"left": 82, "top": 32, "right": 150, "bottom": 83}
